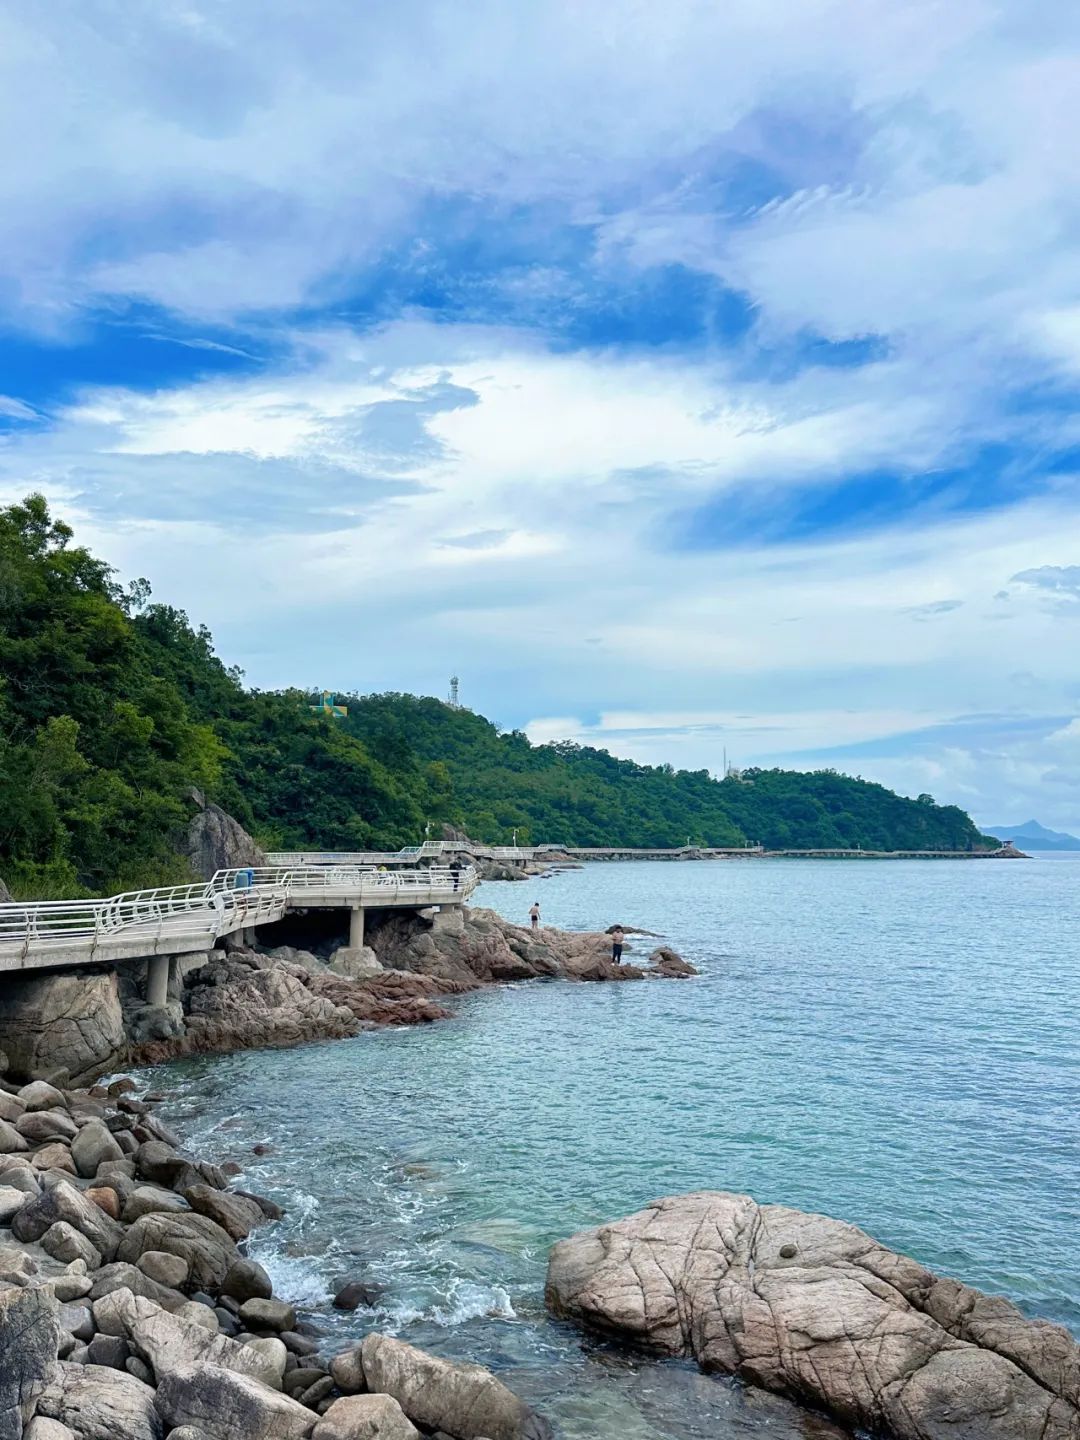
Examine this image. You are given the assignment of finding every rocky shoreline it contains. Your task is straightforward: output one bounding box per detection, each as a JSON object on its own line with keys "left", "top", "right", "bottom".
{"left": 0, "top": 1071, "right": 555, "bottom": 1440}
{"left": 0, "top": 907, "right": 696, "bottom": 1440}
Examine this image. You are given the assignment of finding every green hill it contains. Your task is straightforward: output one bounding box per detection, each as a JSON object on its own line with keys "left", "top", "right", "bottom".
{"left": 0, "top": 495, "right": 996, "bottom": 898}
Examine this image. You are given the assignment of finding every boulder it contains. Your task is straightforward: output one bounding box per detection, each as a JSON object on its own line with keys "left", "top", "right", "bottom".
{"left": 137, "top": 1249, "right": 189, "bottom": 1289}
{"left": 360, "top": 1334, "right": 552, "bottom": 1440}
{"left": 89, "top": 1262, "right": 188, "bottom": 1312}
{"left": 35, "top": 1361, "right": 162, "bottom": 1440}
{"left": 0, "top": 1283, "right": 60, "bottom": 1440}
{"left": 86, "top": 1185, "right": 122, "bottom": 1219}
{"left": 328, "top": 1346, "right": 366, "bottom": 1395}
{"left": 183, "top": 1183, "right": 267, "bottom": 1241}
{"left": 239, "top": 1297, "right": 297, "bottom": 1332}
{"left": 332, "top": 1280, "right": 380, "bottom": 1312}
{"left": 124, "top": 1001, "right": 186, "bottom": 1044}
{"left": 246, "top": 1337, "right": 288, "bottom": 1385}
{"left": 222, "top": 1256, "right": 274, "bottom": 1303}
{"left": 100, "top": 1288, "right": 285, "bottom": 1390}
{"left": 117, "top": 1210, "right": 238, "bottom": 1291}
{"left": 18, "top": 1082, "right": 67, "bottom": 1112}
{"left": 0, "top": 1185, "right": 29, "bottom": 1223}
{"left": 328, "top": 946, "right": 384, "bottom": 980}
{"left": 312, "top": 1395, "right": 420, "bottom": 1440}
{"left": 0, "top": 1120, "right": 28, "bottom": 1154}
{"left": 0, "top": 975, "right": 125, "bottom": 1083}
{"left": 70, "top": 1120, "right": 125, "bottom": 1178}
{"left": 186, "top": 793, "right": 266, "bottom": 880}
{"left": 32, "top": 1143, "right": 76, "bottom": 1174}
{"left": 154, "top": 1363, "right": 316, "bottom": 1440}
{"left": 122, "top": 1185, "right": 190, "bottom": 1222}
{"left": 24, "top": 1418, "right": 77, "bottom": 1440}
{"left": 15, "top": 1109, "right": 79, "bottom": 1144}
{"left": 13, "top": 1180, "right": 122, "bottom": 1260}
{"left": 41, "top": 1221, "right": 103, "bottom": 1270}
{"left": 545, "top": 1191, "right": 1080, "bottom": 1440}
{"left": 0, "top": 1094, "right": 25, "bottom": 1123}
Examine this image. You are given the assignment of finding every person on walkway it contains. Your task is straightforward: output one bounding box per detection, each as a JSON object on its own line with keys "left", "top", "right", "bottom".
{"left": 610, "top": 925, "right": 625, "bottom": 964}
{"left": 529, "top": 901, "right": 541, "bottom": 929}
{"left": 450, "top": 859, "right": 462, "bottom": 892}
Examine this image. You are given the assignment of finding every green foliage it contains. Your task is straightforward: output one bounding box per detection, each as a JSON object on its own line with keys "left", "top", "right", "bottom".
{"left": 0, "top": 495, "right": 996, "bottom": 897}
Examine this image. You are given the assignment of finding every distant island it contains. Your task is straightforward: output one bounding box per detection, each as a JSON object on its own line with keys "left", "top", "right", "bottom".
{"left": 0, "top": 495, "right": 1000, "bottom": 900}
{"left": 984, "top": 819, "right": 1080, "bottom": 851}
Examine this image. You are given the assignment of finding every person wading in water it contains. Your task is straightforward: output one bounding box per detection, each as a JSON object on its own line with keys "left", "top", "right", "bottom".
{"left": 610, "top": 925, "right": 625, "bottom": 964}
{"left": 529, "top": 901, "right": 541, "bottom": 929}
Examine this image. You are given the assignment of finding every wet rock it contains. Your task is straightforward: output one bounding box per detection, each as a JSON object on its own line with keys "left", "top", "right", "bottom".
{"left": 240, "top": 1297, "right": 297, "bottom": 1332}
{"left": 14, "top": 1180, "right": 122, "bottom": 1260}
{"left": 312, "top": 1395, "right": 420, "bottom": 1440}
{"left": 0, "top": 1283, "right": 60, "bottom": 1440}
{"left": 154, "top": 1362, "right": 316, "bottom": 1440}
{"left": 222, "top": 1256, "right": 274, "bottom": 1303}
{"left": 361, "top": 1334, "right": 552, "bottom": 1440}
{"left": 117, "top": 1210, "right": 238, "bottom": 1291}
{"left": 36, "top": 1361, "right": 162, "bottom": 1440}
{"left": 545, "top": 1191, "right": 1080, "bottom": 1440}
{"left": 332, "top": 1280, "right": 381, "bottom": 1311}
{"left": 71, "top": 1120, "right": 125, "bottom": 1177}
{"left": 300, "top": 1376, "right": 335, "bottom": 1408}
{"left": 183, "top": 1182, "right": 267, "bottom": 1240}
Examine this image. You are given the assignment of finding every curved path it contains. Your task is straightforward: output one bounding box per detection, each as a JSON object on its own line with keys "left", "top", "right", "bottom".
{"left": 0, "top": 864, "right": 477, "bottom": 973}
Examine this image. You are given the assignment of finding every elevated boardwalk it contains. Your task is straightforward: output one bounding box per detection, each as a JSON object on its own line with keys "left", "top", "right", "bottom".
{"left": 0, "top": 864, "right": 477, "bottom": 975}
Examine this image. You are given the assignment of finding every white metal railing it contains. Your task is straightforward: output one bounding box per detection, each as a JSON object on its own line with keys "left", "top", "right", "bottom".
{"left": 0, "top": 864, "right": 476, "bottom": 963}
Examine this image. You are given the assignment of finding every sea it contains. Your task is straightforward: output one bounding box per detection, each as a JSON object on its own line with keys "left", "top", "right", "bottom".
{"left": 138, "top": 855, "right": 1080, "bottom": 1439}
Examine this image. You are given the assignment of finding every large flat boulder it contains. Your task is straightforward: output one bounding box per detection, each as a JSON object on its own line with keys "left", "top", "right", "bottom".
{"left": 95, "top": 1288, "right": 284, "bottom": 1389}
{"left": 154, "top": 1363, "right": 315, "bottom": 1440}
{"left": 0, "top": 1283, "right": 60, "bottom": 1440}
{"left": 361, "top": 1334, "right": 551, "bottom": 1440}
{"left": 312, "top": 1394, "right": 420, "bottom": 1439}
{"left": 35, "top": 1361, "right": 161, "bottom": 1440}
{"left": 546, "top": 1191, "right": 1080, "bottom": 1440}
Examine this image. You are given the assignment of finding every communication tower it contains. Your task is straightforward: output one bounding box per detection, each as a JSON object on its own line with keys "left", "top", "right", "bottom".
{"left": 448, "top": 675, "right": 460, "bottom": 708}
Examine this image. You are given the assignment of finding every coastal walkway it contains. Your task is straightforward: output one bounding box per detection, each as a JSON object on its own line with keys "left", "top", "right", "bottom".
{"left": 266, "top": 841, "right": 1018, "bottom": 865}
{"left": 0, "top": 864, "right": 478, "bottom": 991}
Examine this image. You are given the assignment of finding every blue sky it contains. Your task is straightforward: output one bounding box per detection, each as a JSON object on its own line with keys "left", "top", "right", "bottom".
{"left": 2, "top": 0, "right": 1080, "bottom": 831}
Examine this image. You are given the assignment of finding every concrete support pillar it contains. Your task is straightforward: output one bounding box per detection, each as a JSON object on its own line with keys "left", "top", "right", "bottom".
{"left": 349, "top": 906, "right": 365, "bottom": 948}
{"left": 432, "top": 905, "right": 464, "bottom": 935}
{"left": 243, "top": 926, "right": 257, "bottom": 947}
{"left": 146, "top": 954, "right": 169, "bottom": 1007}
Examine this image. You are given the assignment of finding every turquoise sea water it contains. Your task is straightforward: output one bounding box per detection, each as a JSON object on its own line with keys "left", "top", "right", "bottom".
{"left": 142, "top": 857, "right": 1080, "bottom": 1439}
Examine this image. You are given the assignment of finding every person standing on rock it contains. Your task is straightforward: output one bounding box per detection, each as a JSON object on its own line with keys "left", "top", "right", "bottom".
{"left": 529, "top": 901, "right": 541, "bottom": 930}
{"left": 610, "top": 926, "right": 625, "bottom": 964}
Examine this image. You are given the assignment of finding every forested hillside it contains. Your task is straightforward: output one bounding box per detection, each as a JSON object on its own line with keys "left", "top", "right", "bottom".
{"left": 0, "top": 496, "right": 995, "bottom": 898}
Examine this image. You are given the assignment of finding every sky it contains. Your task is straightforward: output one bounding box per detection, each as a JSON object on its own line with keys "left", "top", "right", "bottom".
{"left": 2, "top": 1, "right": 1080, "bottom": 834}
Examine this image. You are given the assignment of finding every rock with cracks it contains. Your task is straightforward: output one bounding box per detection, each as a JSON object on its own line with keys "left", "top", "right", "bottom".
{"left": 35, "top": 1361, "right": 162, "bottom": 1440}
{"left": 154, "top": 1362, "right": 316, "bottom": 1440}
{"left": 0, "top": 1283, "right": 60, "bottom": 1440}
{"left": 360, "top": 1334, "right": 552, "bottom": 1440}
{"left": 545, "top": 1191, "right": 1080, "bottom": 1440}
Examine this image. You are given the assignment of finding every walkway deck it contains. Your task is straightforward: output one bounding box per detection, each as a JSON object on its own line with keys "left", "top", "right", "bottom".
{"left": 266, "top": 841, "right": 1014, "bottom": 866}
{"left": 0, "top": 864, "right": 477, "bottom": 973}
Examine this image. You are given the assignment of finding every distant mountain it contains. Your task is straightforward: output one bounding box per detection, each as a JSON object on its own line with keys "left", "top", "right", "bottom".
{"left": 983, "top": 819, "right": 1080, "bottom": 851}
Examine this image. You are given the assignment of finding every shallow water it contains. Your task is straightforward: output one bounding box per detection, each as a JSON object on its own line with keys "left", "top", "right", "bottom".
{"left": 141, "top": 856, "right": 1080, "bottom": 1438}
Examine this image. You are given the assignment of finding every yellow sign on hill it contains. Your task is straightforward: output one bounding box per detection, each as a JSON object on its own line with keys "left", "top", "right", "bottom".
{"left": 310, "top": 691, "right": 348, "bottom": 718}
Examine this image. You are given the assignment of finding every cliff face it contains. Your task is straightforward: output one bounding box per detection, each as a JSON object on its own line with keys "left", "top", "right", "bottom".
{"left": 0, "top": 971, "right": 126, "bottom": 1084}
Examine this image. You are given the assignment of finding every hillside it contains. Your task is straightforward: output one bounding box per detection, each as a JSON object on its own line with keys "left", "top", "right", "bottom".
{"left": 984, "top": 820, "right": 1080, "bottom": 851}
{"left": 0, "top": 495, "right": 997, "bottom": 898}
